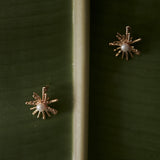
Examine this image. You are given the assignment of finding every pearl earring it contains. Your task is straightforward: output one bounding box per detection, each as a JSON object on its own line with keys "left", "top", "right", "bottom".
{"left": 25, "top": 86, "right": 58, "bottom": 120}
{"left": 109, "top": 26, "right": 141, "bottom": 61}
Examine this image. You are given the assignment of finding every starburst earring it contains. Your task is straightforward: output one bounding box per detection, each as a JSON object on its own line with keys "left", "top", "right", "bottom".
{"left": 25, "top": 86, "right": 58, "bottom": 120}
{"left": 109, "top": 26, "right": 141, "bottom": 61}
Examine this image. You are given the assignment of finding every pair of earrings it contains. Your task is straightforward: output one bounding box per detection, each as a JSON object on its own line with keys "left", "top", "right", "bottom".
{"left": 26, "top": 26, "right": 140, "bottom": 120}
{"left": 25, "top": 86, "right": 58, "bottom": 120}
{"left": 109, "top": 26, "right": 141, "bottom": 61}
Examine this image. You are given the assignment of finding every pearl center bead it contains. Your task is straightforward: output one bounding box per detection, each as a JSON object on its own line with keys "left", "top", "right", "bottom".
{"left": 121, "top": 43, "right": 131, "bottom": 52}
{"left": 36, "top": 103, "right": 46, "bottom": 112}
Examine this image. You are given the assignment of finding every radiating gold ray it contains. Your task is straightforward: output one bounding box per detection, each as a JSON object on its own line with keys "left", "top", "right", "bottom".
{"left": 114, "top": 47, "right": 121, "bottom": 51}
{"left": 130, "top": 38, "right": 141, "bottom": 44}
{"left": 32, "top": 92, "right": 41, "bottom": 101}
{"left": 115, "top": 50, "right": 121, "bottom": 57}
{"left": 129, "top": 51, "right": 133, "bottom": 58}
{"left": 47, "top": 99, "right": 58, "bottom": 104}
{"left": 125, "top": 52, "right": 128, "bottom": 61}
{"left": 25, "top": 101, "right": 37, "bottom": 106}
{"left": 30, "top": 107, "right": 37, "bottom": 110}
{"left": 45, "top": 111, "right": 51, "bottom": 117}
{"left": 132, "top": 49, "right": 140, "bottom": 55}
{"left": 122, "top": 52, "right": 124, "bottom": 59}
{"left": 37, "top": 111, "right": 41, "bottom": 118}
{"left": 42, "top": 111, "right": 46, "bottom": 119}
{"left": 32, "top": 109, "right": 38, "bottom": 115}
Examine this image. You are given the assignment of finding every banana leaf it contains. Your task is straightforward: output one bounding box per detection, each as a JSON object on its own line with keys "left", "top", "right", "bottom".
{"left": 0, "top": 0, "right": 73, "bottom": 160}
{"left": 89, "top": 0, "right": 160, "bottom": 160}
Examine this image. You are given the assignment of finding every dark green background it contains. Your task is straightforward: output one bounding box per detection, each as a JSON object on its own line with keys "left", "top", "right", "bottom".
{"left": 0, "top": 0, "right": 72, "bottom": 160}
{"left": 89, "top": 0, "right": 160, "bottom": 160}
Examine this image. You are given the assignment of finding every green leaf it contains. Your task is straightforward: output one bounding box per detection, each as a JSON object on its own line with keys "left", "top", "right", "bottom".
{"left": 0, "top": 0, "right": 73, "bottom": 160}
{"left": 89, "top": 0, "right": 160, "bottom": 160}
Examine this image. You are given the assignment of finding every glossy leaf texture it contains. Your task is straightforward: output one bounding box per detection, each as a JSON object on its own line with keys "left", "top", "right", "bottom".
{"left": 89, "top": 0, "right": 160, "bottom": 160}
{"left": 0, "top": 0, "right": 72, "bottom": 160}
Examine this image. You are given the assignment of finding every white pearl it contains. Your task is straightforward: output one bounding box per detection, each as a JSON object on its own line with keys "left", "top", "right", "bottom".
{"left": 121, "top": 43, "right": 131, "bottom": 52}
{"left": 36, "top": 103, "right": 46, "bottom": 112}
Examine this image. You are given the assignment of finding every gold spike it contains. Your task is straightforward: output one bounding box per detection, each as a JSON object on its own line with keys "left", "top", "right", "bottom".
{"left": 37, "top": 112, "right": 41, "bottom": 118}
{"left": 45, "top": 111, "right": 51, "bottom": 117}
{"left": 42, "top": 111, "right": 46, "bottom": 119}
{"left": 32, "top": 109, "right": 38, "bottom": 115}
{"left": 30, "top": 107, "right": 37, "bottom": 110}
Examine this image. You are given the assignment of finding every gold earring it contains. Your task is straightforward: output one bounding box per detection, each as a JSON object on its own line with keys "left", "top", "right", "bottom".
{"left": 109, "top": 26, "right": 141, "bottom": 61}
{"left": 25, "top": 86, "right": 58, "bottom": 120}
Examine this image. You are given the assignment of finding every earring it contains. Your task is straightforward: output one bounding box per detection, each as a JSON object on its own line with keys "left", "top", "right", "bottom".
{"left": 109, "top": 26, "right": 141, "bottom": 61}
{"left": 25, "top": 86, "right": 58, "bottom": 120}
